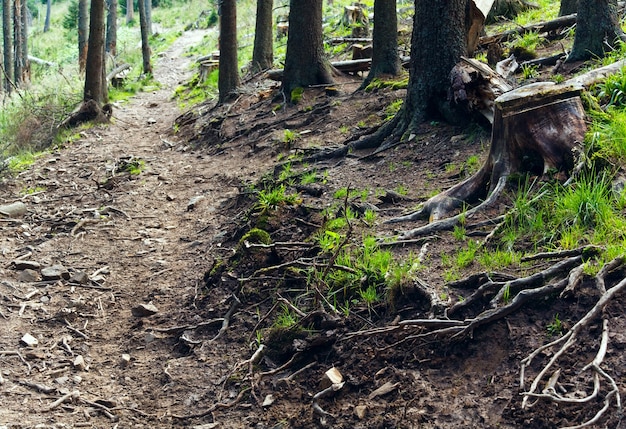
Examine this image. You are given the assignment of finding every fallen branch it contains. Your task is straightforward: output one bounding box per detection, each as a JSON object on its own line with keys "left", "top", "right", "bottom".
{"left": 170, "top": 387, "right": 249, "bottom": 419}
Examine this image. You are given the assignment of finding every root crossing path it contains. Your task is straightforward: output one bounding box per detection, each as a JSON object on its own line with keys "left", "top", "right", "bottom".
{"left": 0, "top": 30, "right": 266, "bottom": 426}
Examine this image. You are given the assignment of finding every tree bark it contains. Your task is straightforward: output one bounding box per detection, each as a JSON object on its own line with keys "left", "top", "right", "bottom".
{"left": 106, "top": 0, "right": 117, "bottom": 55}
{"left": 13, "top": 0, "right": 22, "bottom": 85}
{"left": 144, "top": 0, "right": 152, "bottom": 35}
{"left": 125, "top": 0, "right": 133, "bottom": 24}
{"left": 3, "top": 0, "right": 13, "bottom": 93}
{"left": 138, "top": 0, "right": 152, "bottom": 74}
{"left": 281, "top": 0, "right": 333, "bottom": 98}
{"left": 44, "top": 0, "right": 51, "bottom": 32}
{"left": 559, "top": 0, "right": 578, "bottom": 16}
{"left": 78, "top": 0, "right": 88, "bottom": 72}
{"left": 361, "top": 0, "right": 400, "bottom": 88}
{"left": 568, "top": 0, "right": 626, "bottom": 61}
{"left": 84, "top": 0, "right": 108, "bottom": 104}
{"left": 251, "top": 0, "right": 273, "bottom": 73}
{"left": 20, "top": 0, "right": 29, "bottom": 83}
{"left": 218, "top": 0, "right": 239, "bottom": 102}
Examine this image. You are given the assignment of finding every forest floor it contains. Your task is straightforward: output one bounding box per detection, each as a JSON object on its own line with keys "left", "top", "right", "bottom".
{"left": 1, "top": 27, "right": 625, "bottom": 429}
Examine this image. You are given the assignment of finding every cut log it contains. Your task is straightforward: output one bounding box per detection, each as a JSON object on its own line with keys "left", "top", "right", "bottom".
{"left": 28, "top": 55, "right": 55, "bottom": 67}
{"left": 390, "top": 82, "right": 587, "bottom": 234}
{"left": 479, "top": 13, "right": 577, "bottom": 48}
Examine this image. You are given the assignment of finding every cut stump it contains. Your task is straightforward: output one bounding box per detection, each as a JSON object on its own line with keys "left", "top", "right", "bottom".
{"left": 390, "top": 82, "right": 587, "bottom": 237}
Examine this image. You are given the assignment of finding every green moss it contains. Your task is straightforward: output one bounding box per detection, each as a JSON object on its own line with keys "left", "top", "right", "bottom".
{"left": 239, "top": 228, "right": 272, "bottom": 247}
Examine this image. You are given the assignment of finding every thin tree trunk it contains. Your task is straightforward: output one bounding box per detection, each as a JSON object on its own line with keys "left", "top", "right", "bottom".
{"left": 144, "top": 0, "right": 152, "bottom": 34}
{"left": 251, "top": 0, "right": 273, "bottom": 73}
{"left": 3, "top": 0, "right": 13, "bottom": 93}
{"left": 106, "top": 0, "right": 117, "bottom": 55}
{"left": 218, "top": 0, "right": 240, "bottom": 102}
{"left": 84, "top": 0, "right": 107, "bottom": 104}
{"left": 78, "top": 0, "right": 89, "bottom": 72}
{"left": 125, "top": 0, "right": 133, "bottom": 24}
{"left": 20, "top": 0, "right": 29, "bottom": 83}
{"left": 13, "top": 0, "right": 22, "bottom": 86}
{"left": 362, "top": 0, "right": 400, "bottom": 88}
{"left": 138, "top": 0, "right": 152, "bottom": 74}
{"left": 44, "top": 0, "right": 51, "bottom": 32}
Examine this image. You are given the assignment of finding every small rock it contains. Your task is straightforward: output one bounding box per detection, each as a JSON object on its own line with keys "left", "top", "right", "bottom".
{"left": 73, "top": 375, "right": 83, "bottom": 384}
{"left": 12, "top": 260, "right": 40, "bottom": 271}
{"left": 144, "top": 332, "right": 156, "bottom": 344}
{"left": 166, "top": 194, "right": 176, "bottom": 201}
{"left": 20, "top": 333, "right": 38, "bottom": 347}
{"left": 187, "top": 195, "right": 205, "bottom": 211}
{"left": 321, "top": 367, "right": 343, "bottom": 389}
{"left": 191, "top": 424, "right": 219, "bottom": 429}
{"left": 54, "top": 376, "right": 69, "bottom": 385}
{"left": 121, "top": 353, "right": 131, "bottom": 367}
{"left": 0, "top": 201, "right": 27, "bottom": 218}
{"left": 147, "top": 117, "right": 157, "bottom": 124}
{"left": 354, "top": 405, "right": 367, "bottom": 419}
{"left": 262, "top": 394, "right": 275, "bottom": 407}
{"left": 41, "top": 264, "right": 70, "bottom": 281}
{"left": 131, "top": 303, "right": 159, "bottom": 317}
{"left": 69, "top": 271, "right": 89, "bottom": 284}
{"left": 73, "top": 355, "right": 86, "bottom": 371}
{"left": 18, "top": 269, "right": 40, "bottom": 283}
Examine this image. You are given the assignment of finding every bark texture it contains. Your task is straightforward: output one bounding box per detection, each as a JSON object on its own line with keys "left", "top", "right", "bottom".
{"left": 251, "top": 0, "right": 273, "bottom": 73}
{"left": 78, "top": 0, "right": 88, "bottom": 72}
{"left": 218, "top": 0, "right": 240, "bottom": 102}
{"left": 84, "top": 0, "right": 107, "bottom": 104}
{"left": 3, "top": 0, "right": 13, "bottom": 93}
{"left": 44, "top": 0, "right": 51, "bottom": 32}
{"left": 106, "top": 0, "right": 118, "bottom": 55}
{"left": 281, "top": 0, "right": 333, "bottom": 98}
{"left": 138, "top": 0, "right": 152, "bottom": 74}
{"left": 362, "top": 0, "right": 400, "bottom": 88}
{"left": 13, "top": 0, "right": 22, "bottom": 85}
{"left": 125, "top": 0, "right": 133, "bottom": 24}
{"left": 559, "top": 0, "right": 578, "bottom": 15}
{"left": 568, "top": 0, "right": 626, "bottom": 61}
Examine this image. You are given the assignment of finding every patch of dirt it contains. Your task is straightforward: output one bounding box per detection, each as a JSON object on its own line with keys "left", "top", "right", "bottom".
{"left": 1, "top": 28, "right": 625, "bottom": 429}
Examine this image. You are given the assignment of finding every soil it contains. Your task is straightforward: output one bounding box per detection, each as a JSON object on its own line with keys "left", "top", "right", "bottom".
{"left": 1, "top": 28, "right": 625, "bottom": 429}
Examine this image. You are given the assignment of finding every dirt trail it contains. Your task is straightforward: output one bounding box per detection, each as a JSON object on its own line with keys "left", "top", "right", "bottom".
{"left": 0, "top": 29, "right": 260, "bottom": 427}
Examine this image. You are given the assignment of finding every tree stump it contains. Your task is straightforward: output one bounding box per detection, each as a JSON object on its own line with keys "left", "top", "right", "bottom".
{"left": 391, "top": 82, "right": 587, "bottom": 230}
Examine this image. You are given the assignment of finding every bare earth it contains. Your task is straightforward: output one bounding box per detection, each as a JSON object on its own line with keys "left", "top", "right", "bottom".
{"left": 1, "top": 29, "right": 625, "bottom": 429}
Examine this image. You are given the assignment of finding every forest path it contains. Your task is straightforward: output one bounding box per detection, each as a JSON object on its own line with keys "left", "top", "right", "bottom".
{"left": 0, "top": 28, "right": 259, "bottom": 427}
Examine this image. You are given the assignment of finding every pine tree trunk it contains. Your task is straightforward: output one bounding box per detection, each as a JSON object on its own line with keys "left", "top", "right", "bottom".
{"left": 251, "top": 0, "right": 273, "bottom": 73}
{"left": 138, "top": 0, "right": 152, "bottom": 74}
{"left": 568, "top": 0, "right": 626, "bottom": 61}
{"left": 362, "top": 0, "right": 399, "bottom": 88}
{"left": 106, "top": 0, "right": 118, "bottom": 55}
{"left": 559, "top": 0, "right": 578, "bottom": 15}
{"left": 13, "top": 0, "right": 22, "bottom": 86}
{"left": 20, "top": 0, "right": 29, "bottom": 83}
{"left": 84, "top": 0, "right": 107, "bottom": 104}
{"left": 3, "top": 0, "right": 13, "bottom": 93}
{"left": 282, "top": 0, "right": 333, "bottom": 98}
{"left": 144, "top": 0, "right": 152, "bottom": 35}
{"left": 125, "top": 0, "right": 133, "bottom": 24}
{"left": 44, "top": 0, "right": 51, "bottom": 32}
{"left": 78, "top": 0, "right": 88, "bottom": 72}
{"left": 218, "top": 0, "right": 240, "bottom": 102}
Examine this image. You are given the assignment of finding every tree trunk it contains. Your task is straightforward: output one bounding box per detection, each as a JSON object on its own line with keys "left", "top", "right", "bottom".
{"left": 559, "top": 0, "right": 578, "bottom": 16}
{"left": 251, "top": 0, "right": 273, "bottom": 73}
{"left": 44, "top": 0, "right": 51, "bottom": 32}
{"left": 125, "top": 0, "right": 133, "bottom": 24}
{"left": 3, "top": 0, "right": 13, "bottom": 93}
{"left": 13, "top": 0, "right": 22, "bottom": 85}
{"left": 84, "top": 0, "right": 107, "bottom": 104}
{"left": 391, "top": 83, "right": 588, "bottom": 234}
{"left": 282, "top": 0, "right": 333, "bottom": 98}
{"left": 568, "top": 0, "right": 626, "bottom": 61}
{"left": 144, "top": 0, "right": 152, "bottom": 35}
{"left": 361, "top": 0, "right": 400, "bottom": 88}
{"left": 78, "top": 0, "right": 88, "bottom": 72}
{"left": 218, "top": 0, "right": 239, "bottom": 102}
{"left": 138, "top": 0, "right": 152, "bottom": 74}
{"left": 106, "top": 0, "right": 117, "bottom": 55}
{"left": 19, "top": 0, "right": 29, "bottom": 83}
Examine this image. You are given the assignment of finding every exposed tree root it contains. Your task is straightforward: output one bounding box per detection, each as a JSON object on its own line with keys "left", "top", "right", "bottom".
{"left": 519, "top": 258, "right": 626, "bottom": 428}
{"left": 59, "top": 99, "right": 112, "bottom": 129}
